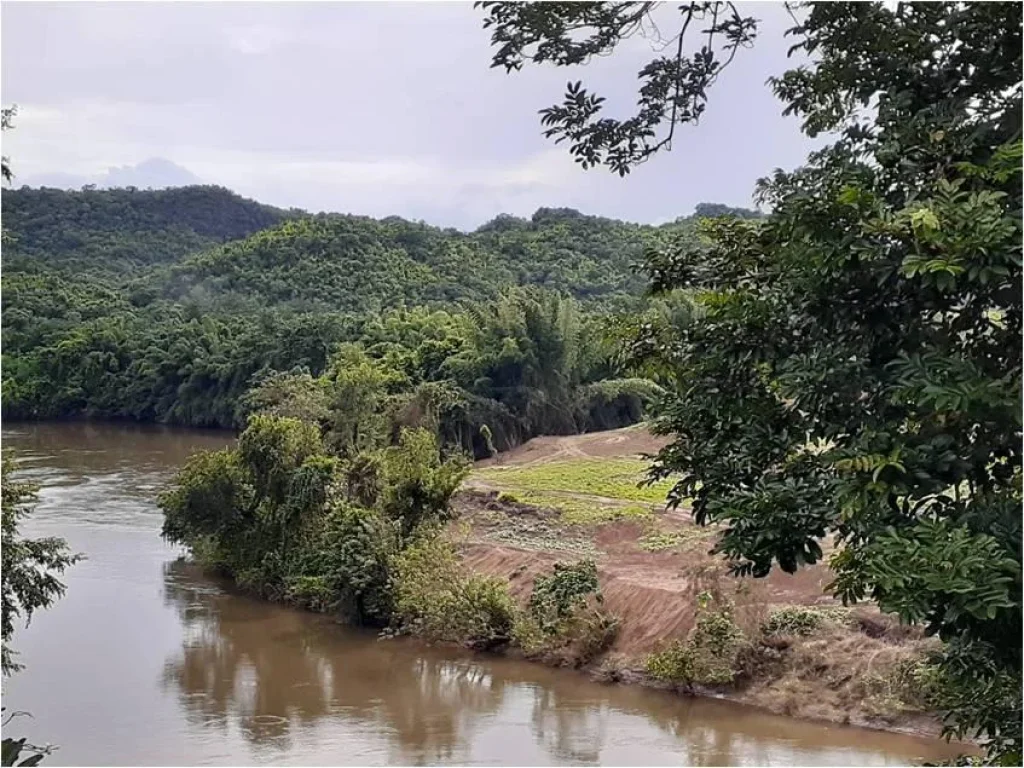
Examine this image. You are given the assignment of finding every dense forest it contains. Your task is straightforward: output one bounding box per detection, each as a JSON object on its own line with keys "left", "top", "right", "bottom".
{"left": 1, "top": 185, "right": 739, "bottom": 454}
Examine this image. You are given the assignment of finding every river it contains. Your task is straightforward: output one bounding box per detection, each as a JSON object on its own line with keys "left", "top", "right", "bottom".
{"left": 1, "top": 422, "right": 967, "bottom": 766}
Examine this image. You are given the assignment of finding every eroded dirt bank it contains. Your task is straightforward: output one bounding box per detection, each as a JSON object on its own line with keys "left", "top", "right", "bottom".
{"left": 451, "top": 425, "right": 961, "bottom": 743}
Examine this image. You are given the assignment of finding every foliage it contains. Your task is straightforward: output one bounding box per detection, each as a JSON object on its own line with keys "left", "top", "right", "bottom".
{"left": 237, "top": 368, "right": 330, "bottom": 427}
{"left": 478, "top": 2, "right": 758, "bottom": 175}
{"left": 514, "top": 558, "right": 617, "bottom": 664}
{"left": 637, "top": 526, "right": 715, "bottom": 552}
{"left": 1, "top": 455, "right": 81, "bottom": 676}
{"left": 760, "top": 605, "right": 852, "bottom": 637}
{"left": 509, "top": 491, "right": 651, "bottom": 526}
{"left": 859, "top": 656, "right": 949, "bottom": 717}
{"left": 290, "top": 501, "right": 397, "bottom": 624}
{"left": 618, "top": 3, "right": 1021, "bottom": 760}
{"left": 527, "top": 559, "right": 601, "bottom": 632}
{"left": 392, "top": 535, "right": 517, "bottom": 647}
{"left": 1, "top": 105, "right": 15, "bottom": 185}
{"left": 2, "top": 185, "right": 288, "bottom": 274}
{"left": 646, "top": 592, "right": 743, "bottom": 686}
{"left": 378, "top": 428, "right": 470, "bottom": 537}
{"left": 2, "top": 723, "right": 50, "bottom": 768}
{"left": 475, "top": 457, "right": 674, "bottom": 502}
{"left": 159, "top": 414, "right": 467, "bottom": 627}
{"left": 2, "top": 179, "right": 695, "bottom": 450}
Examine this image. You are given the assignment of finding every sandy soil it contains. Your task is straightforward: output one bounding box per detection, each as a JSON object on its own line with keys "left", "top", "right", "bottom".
{"left": 451, "top": 425, "right": 952, "bottom": 741}
{"left": 475, "top": 423, "right": 671, "bottom": 468}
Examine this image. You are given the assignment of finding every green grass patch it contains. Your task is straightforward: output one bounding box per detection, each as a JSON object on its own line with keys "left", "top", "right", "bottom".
{"left": 475, "top": 458, "right": 673, "bottom": 504}
{"left": 514, "top": 491, "right": 652, "bottom": 525}
{"left": 761, "top": 605, "right": 853, "bottom": 636}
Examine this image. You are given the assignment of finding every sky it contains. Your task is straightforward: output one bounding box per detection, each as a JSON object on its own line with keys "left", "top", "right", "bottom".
{"left": 2, "top": 1, "right": 819, "bottom": 230}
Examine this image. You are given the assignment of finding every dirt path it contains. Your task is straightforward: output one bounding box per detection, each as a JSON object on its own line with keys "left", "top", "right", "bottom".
{"left": 476, "top": 424, "right": 670, "bottom": 468}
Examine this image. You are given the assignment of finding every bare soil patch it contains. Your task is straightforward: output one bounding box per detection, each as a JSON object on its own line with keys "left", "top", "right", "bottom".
{"left": 449, "top": 427, "right": 955, "bottom": 741}
{"left": 476, "top": 424, "right": 670, "bottom": 467}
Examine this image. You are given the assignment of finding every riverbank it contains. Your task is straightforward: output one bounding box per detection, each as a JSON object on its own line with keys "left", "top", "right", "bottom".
{"left": 448, "top": 426, "right": 961, "bottom": 744}
{"left": 5, "top": 421, "right": 970, "bottom": 766}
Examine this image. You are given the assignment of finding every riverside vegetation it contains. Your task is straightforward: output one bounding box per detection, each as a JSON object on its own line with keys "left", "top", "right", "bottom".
{"left": 2, "top": 185, "right": 723, "bottom": 452}
{"left": 158, "top": 415, "right": 619, "bottom": 664}
{"left": 3, "top": 1, "right": 1020, "bottom": 764}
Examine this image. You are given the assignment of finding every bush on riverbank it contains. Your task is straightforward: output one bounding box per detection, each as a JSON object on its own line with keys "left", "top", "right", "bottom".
{"left": 160, "top": 414, "right": 468, "bottom": 625}
{"left": 393, "top": 533, "right": 517, "bottom": 648}
{"left": 160, "top": 412, "right": 619, "bottom": 663}
{"left": 513, "top": 559, "right": 618, "bottom": 666}
{"left": 646, "top": 591, "right": 744, "bottom": 687}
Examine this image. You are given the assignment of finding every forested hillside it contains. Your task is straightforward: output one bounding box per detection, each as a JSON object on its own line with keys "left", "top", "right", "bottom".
{"left": 1, "top": 185, "right": 737, "bottom": 450}
{"left": 2, "top": 185, "right": 290, "bottom": 273}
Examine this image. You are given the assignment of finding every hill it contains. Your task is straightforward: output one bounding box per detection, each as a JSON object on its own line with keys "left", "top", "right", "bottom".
{"left": 158, "top": 207, "right": 665, "bottom": 313}
{"left": 0, "top": 185, "right": 747, "bottom": 435}
{"left": 1, "top": 185, "right": 290, "bottom": 273}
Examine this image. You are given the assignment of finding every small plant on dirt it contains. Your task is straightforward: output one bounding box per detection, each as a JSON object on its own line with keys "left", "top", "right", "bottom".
{"left": 514, "top": 559, "right": 617, "bottom": 665}
{"left": 860, "top": 655, "right": 951, "bottom": 718}
{"left": 496, "top": 491, "right": 520, "bottom": 504}
{"left": 528, "top": 559, "right": 601, "bottom": 631}
{"left": 646, "top": 591, "right": 745, "bottom": 687}
{"left": 761, "top": 605, "right": 852, "bottom": 637}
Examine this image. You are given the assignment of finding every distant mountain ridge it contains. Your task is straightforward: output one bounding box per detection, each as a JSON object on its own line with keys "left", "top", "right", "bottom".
{"left": 17, "top": 157, "right": 203, "bottom": 192}
{"left": 2, "top": 185, "right": 758, "bottom": 312}
{"left": 2, "top": 185, "right": 291, "bottom": 273}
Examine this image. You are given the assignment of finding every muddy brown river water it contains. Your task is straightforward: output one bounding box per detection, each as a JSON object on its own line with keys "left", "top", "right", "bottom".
{"left": 1, "top": 422, "right": 969, "bottom": 766}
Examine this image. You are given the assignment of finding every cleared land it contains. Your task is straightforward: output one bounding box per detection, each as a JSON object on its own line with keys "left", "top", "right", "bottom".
{"left": 453, "top": 425, "right": 955, "bottom": 741}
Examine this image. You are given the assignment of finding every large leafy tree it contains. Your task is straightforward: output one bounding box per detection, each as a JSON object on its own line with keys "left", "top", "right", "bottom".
{"left": 484, "top": 1, "right": 1022, "bottom": 761}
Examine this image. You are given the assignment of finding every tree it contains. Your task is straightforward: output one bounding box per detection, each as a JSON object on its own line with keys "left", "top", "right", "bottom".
{"left": 1, "top": 455, "right": 81, "bottom": 676}
{"left": 485, "top": 2, "right": 1022, "bottom": 761}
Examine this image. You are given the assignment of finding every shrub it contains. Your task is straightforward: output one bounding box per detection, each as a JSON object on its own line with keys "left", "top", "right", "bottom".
{"left": 159, "top": 448, "right": 253, "bottom": 547}
{"left": 527, "top": 559, "right": 601, "bottom": 633}
{"left": 761, "top": 605, "right": 851, "bottom": 637}
{"left": 293, "top": 501, "right": 398, "bottom": 625}
{"left": 393, "top": 534, "right": 517, "bottom": 647}
{"left": 514, "top": 558, "right": 617, "bottom": 665}
{"left": 647, "top": 592, "right": 744, "bottom": 686}
{"left": 380, "top": 428, "right": 469, "bottom": 538}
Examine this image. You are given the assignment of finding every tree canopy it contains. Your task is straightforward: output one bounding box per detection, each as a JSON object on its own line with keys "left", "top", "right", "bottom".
{"left": 3, "top": 186, "right": 756, "bottom": 451}
{"left": 478, "top": 1, "right": 759, "bottom": 175}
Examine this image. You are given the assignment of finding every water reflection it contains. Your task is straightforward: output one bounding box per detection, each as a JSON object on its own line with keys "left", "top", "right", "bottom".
{"left": 160, "top": 560, "right": 962, "bottom": 767}
{"left": 162, "top": 561, "right": 508, "bottom": 763}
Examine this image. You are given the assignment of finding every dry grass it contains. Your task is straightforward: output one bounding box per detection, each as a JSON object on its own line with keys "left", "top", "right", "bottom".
{"left": 735, "top": 623, "right": 939, "bottom": 727}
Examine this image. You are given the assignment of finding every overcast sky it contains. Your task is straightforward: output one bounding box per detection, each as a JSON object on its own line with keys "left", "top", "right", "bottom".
{"left": 2, "top": 2, "right": 818, "bottom": 229}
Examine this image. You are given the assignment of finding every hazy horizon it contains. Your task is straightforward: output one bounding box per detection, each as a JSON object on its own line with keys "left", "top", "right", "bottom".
{"left": 2, "top": 2, "right": 820, "bottom": 229}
